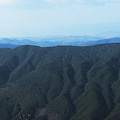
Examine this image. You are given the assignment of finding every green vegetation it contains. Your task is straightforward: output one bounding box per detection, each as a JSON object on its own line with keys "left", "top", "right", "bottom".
{"left": 0, "top": 43, "right": 120, "bottom": 120}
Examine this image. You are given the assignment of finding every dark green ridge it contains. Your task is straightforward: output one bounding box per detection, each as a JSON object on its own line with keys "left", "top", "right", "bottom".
{"left": 0, "top": 43, "right": 120, "bottom": 120}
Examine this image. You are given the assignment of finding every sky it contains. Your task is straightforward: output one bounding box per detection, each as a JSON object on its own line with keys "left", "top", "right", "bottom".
{"left": 0, "top": 0, "right": 120, "bottom": 37}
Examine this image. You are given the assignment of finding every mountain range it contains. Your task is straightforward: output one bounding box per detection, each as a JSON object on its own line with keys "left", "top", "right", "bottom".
{"left": 0, "top": 43, "right": 120, "bottom": 120}
{"left": 0, "top": 36, "right": 120, "bottom": 48}
{"left": 0, "top": 44, "right": 18, "bottom": 49}
{"left": 0, "top": 38, "right": 38, "bottom": 45}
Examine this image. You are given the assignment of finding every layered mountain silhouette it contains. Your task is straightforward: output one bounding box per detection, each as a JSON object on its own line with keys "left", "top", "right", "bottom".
{"left": 0, "top": 44, "right": 18, "bottom": 49}
{"left": 0, "top": 37, "right": 120, "bottom": 48}
{"left": 0, "top": 38, "right": 38, "bottom": 45}
{"left": 0, "top": 43, "right": 120, "bottom": 120}
{"left": 84, "top": 37, "right": 120, "bottom": 46}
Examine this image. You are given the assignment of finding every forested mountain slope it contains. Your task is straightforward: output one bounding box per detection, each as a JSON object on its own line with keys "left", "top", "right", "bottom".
{"left": 0, "top": 43, "right": 120, "bottom": 120}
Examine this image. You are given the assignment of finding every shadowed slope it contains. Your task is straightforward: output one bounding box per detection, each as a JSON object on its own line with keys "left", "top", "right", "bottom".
{"left": 0, "top": 43, "right": 120, "bottom": 120}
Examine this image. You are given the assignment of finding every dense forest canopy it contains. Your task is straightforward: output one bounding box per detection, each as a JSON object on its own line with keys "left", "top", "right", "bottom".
{"left": 0, "top": 43, "right": 120, "bottom": 120}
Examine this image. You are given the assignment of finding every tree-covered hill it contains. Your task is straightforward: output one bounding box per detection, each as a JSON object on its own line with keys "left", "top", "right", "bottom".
{"left": 0, "top": 43, "right": 120, "bottom": 120}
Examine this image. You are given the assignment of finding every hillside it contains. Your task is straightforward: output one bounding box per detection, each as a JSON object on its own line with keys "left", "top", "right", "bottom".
{"left": 0, "top": 43, "right": 120, "bottom": 120}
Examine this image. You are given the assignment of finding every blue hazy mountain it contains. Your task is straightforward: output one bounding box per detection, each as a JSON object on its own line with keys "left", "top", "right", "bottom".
{"left": 96, "top": 31, "right": 120, "bottom": 38}
{"left": 0, "top": 44, "right": 18, "bottom": 49}
{"left": 0, "top": 36, "right": 120, "bottom": 48}
{"left": 0, "top": 38, "right": 38, "bottom": 45}
{"left": 37, "top": 37, "right": 120, "bottom": 47}
{"left": 85, "top": 37, "right": 120, "bottom": 46}
{"left": 0, "top": 36, "right": 102, "bottom": 47}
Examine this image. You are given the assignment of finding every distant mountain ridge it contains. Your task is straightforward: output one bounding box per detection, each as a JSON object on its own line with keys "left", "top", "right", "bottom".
{"left": 97, "top": 31, "right": 120, "bottom": 38}
{"left": 0, "top": 38, "right": 38, "bottom": 45}
{"left": 0, "top": 43, "right": 18, "bottom": 49}
{"left": 0, "top": 36, "right": 120, "bottom": 48}
{"left": 82, "top": 37, "right": 120, "bottom": 46}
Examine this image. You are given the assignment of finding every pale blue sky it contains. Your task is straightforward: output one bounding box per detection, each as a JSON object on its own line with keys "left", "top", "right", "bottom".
{"left": 0, "top": 0, "right": 120, "bottom": 37}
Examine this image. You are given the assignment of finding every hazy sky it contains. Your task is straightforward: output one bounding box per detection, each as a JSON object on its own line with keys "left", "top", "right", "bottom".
{"left": 0, "top": 0, "right": 120, "bottom": 37}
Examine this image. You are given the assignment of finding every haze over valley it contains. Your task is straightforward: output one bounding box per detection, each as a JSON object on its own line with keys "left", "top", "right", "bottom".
{"left": 0, "top": 36, "right": 120, "bottom": 48}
